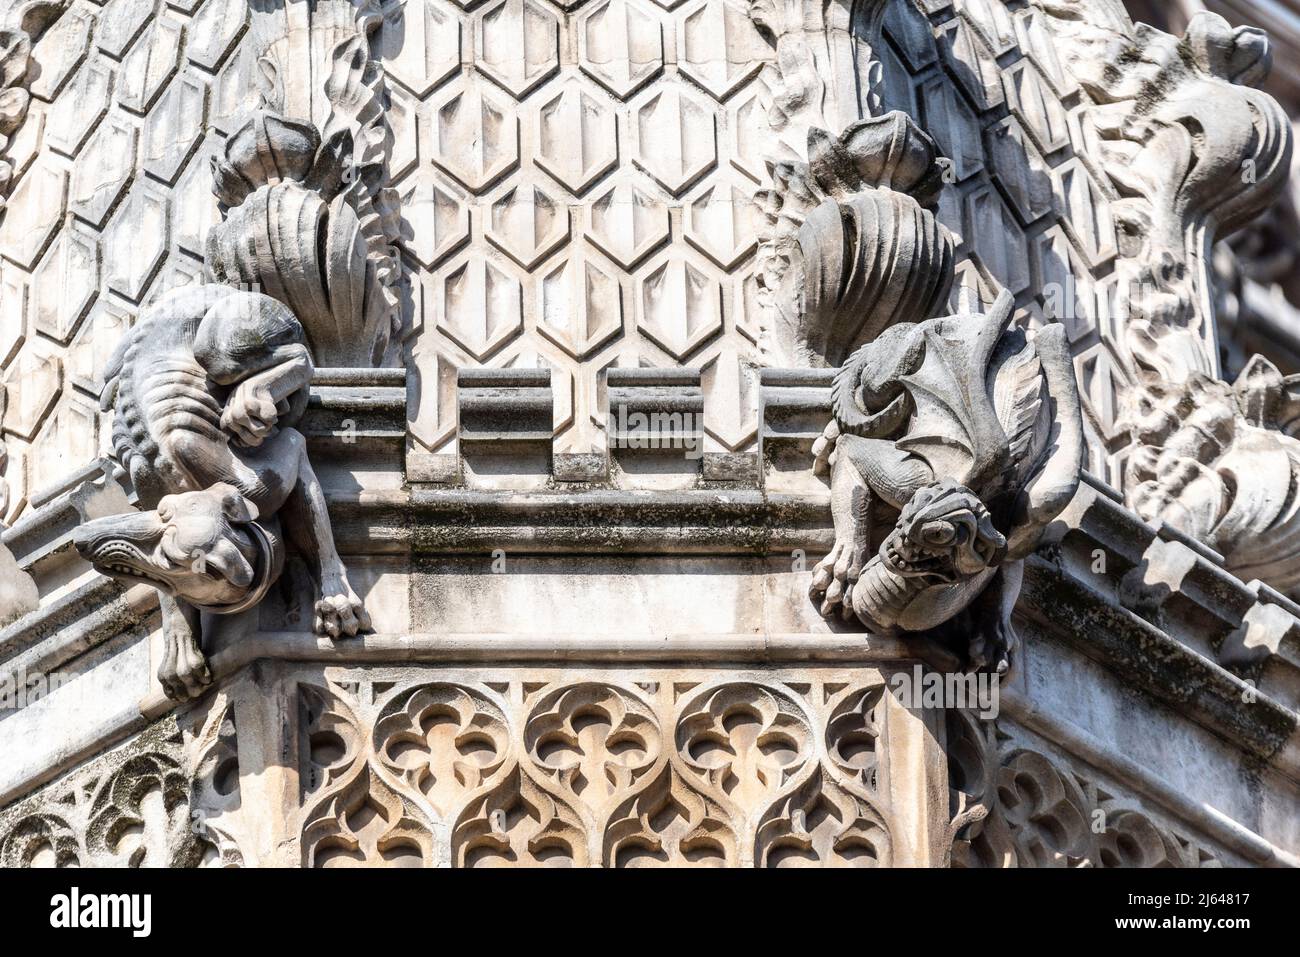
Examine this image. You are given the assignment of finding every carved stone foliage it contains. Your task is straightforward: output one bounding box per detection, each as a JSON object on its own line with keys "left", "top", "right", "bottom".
{"left": 811, "top": 289, "right": 1084, "bottom": 672}
{"left": 756, "top": 110, "right": 955, "bottom": 368}
{"left": 1121, "top": 357, "right": 1300, "bottom": 599}
{"left": 206, "top": 111, "right": 394, "bottom": 367}
{"left": 0, "top": 712, "right": 233, "bottom": 868}
{"left": 1037, "top": 3, "right": 1292, "bottom": 385}
{"left": 297, "top": 675, "right": 893, "bottom": 867}
{"left": 946, "top": 712, "right": 1224, "bottom": 867}
{"left": 240, "top": 0, "right": 403, "bottom": 367}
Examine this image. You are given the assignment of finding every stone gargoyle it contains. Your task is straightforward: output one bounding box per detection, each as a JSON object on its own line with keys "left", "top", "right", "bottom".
{"left": 810, "top": 290, "right": 1084, "bottom": 672}
{"left": 74, "top": 285, "right": 370, "bottom": 700}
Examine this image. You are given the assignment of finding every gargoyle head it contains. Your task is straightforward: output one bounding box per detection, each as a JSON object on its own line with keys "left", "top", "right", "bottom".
{"left": 74, "top": 484, "right": 279, "bottom": 612}
{"left": 880, "top": 482, "right": 1006, "bottom": 583}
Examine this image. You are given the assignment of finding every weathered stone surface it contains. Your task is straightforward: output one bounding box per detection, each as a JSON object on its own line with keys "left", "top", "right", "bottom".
{"left": 0, "top": 0, "right": 1295, "bottom": 874}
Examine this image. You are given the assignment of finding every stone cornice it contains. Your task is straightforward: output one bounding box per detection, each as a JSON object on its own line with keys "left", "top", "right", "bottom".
{"left": 3, "top": 376, "right": 1299, "bottom": 802}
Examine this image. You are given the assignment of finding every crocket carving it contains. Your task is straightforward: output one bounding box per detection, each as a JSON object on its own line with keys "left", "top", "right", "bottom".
{"left": 74, "top": 285, "right": 370, "bottom": 700}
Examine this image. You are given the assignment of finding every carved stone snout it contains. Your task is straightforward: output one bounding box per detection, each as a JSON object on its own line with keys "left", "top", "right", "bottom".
{"left": 884, "top": 482, "right": 1007, "bottom": 583}
{"left": 74, "top": 485, "right": 282, "bottom": 615}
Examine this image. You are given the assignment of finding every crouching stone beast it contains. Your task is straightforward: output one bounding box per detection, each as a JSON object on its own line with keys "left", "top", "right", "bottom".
{"left": 74, "top": 285, "right": 369, "bottom": 700}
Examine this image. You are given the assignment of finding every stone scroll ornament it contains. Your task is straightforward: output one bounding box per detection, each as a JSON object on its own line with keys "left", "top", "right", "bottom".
{"left": 74, "top": 286, "right": 371, "bottom": 700}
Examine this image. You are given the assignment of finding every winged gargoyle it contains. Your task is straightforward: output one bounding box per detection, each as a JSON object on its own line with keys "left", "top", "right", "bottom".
{"left": 74, "top": 285, "right": 370, "bottom": 700}
{"left": 810, "top": 291, "right": 1084, "bottom": 672}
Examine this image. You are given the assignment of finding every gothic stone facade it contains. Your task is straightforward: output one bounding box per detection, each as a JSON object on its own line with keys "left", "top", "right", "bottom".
{"left": 0, "top": 0, "right": 1297, "bottom": 867}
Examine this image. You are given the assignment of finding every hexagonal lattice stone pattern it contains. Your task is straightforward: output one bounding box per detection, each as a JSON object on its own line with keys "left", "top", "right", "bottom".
{"left": 104, "top": 180, "right": 170, "bottom": 303}
{"left": 377, "top": 0, "right": 461, "bottom": 98}
{"left": 535, "top": 84, "right": 618, "bottom": 194}
{"left": 0, "top": 0, "right": 1146, "bottom": 509}
{"left": 436, "top": 255, "right": 524, "bottom": 361}
{"left": 29, "top": 7, "right": 94, "bottom": 101}
{"left": 430, "top": 82, "right": 520, "bottom": 193}
{"left": 400, "top": 170, "right": 472, "bottom": 270}
{"left": 635, "top": 252, "right": 723, "bottom": 361}
{"left": 578, "top": 0, "right": 665, "bottom": 99}
{"left": 677, "top": 0, "right": 767, "bottom": 101}
{"left": 487, "top": 182, "right": 571, "bottom": 269}
{"left": 630, "top": 87, "right": 717, "bottom": 196}
{"left": 585, "top": 175, "right": 670, "bottom": 270}
{"left": 539, "top": 251, "right": 624, "bottom": 359}
{"left": 32, "top": 223, "right": 100, "bottom": 344}
{"left": 869, "top": 0, "right": 1135, "bottom": 476}
{"left": 396, "top": 0, "right": 775, "bottom": 456}
{"left": 70, "top": 117, "right": 138, "bottom": 227}
{"left": 1, "top": 341, "right": 62, "bottom": 442}
{"left": 142, "top": 73, "right": 207, "bottom": 185}
{"left": 475, "top": 0, "right": 560, "bottom": 99}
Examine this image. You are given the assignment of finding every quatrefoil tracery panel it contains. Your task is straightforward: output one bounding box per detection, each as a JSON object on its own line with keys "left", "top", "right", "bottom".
{"left": 294, "top": 674, "right": 896, "bottom": 867}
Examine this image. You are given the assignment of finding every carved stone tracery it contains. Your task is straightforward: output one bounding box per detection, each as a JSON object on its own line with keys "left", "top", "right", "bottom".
{"left": 294, "top": 675, "right": 896, "bottom": 868}
{"left": 945, "top": 711, "right": 1225, "bottom": 868}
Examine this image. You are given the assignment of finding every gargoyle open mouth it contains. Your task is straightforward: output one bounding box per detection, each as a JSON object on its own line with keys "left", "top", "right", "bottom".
{"left": 73, "top": 505, "right": 282, "bottom": 614}
{"left": 881, "top": 534, "right": 958, "bottom": 580}
{"left": 882, "top": 481, "right": 1008, "bottom": 582}
{"left": 91, "top": 541, "right": 168, "bottom": 587}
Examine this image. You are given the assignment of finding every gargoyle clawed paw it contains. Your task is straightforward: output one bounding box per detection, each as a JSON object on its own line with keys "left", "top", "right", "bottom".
{"left": 314, "top": 574, "right": 372, "bottom": 638}
{"left": 810, "top": 538, "right": 868, "bottom": 620}
{"left": 967, "top": 620, "right": 1015, "bottom": 677}
{"left": 159, "top": 631, "right": 213, "bottom": 701}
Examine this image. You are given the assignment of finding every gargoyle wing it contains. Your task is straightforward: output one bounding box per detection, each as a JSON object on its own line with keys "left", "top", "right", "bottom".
{"left": 894, "top": 291, "right": 1012, "bottom": 489}
{"left": 1002, "top": 323, "right": 1084, "bottom": 560}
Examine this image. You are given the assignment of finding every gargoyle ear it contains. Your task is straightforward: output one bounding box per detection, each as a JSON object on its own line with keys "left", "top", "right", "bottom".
{"left": 988, "top": 288, "right": 1014, "bottom": 325}
{"left": 212, "top": 483, "right": 259, "bottom": 524}
{"left": 207, "top": 539, "right": 255, "bottom": 588}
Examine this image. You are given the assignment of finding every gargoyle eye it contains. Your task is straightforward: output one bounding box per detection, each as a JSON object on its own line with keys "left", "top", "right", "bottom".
{"left": 920, "top": 522, "right": 955, "bottom": 546}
